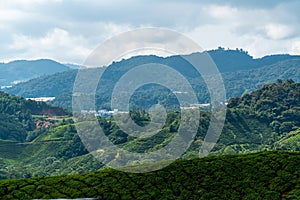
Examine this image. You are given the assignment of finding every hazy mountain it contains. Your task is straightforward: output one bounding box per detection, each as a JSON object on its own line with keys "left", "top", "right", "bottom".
{"left": 0, "top": 59, "right": 70, "bottom": 86}
{"left": 2, "top": 49, "right": 299, "bottom": 111}
{"left": 64, "top": 63, "right": 86, "bottom": 69}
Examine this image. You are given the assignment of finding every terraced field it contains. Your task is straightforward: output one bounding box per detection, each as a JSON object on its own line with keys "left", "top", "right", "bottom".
{"left": 0, "top": 151, "right": 300, "bottom": 199}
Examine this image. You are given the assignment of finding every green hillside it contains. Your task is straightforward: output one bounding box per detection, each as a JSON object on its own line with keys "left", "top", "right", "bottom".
{"left": 0, "top": 80, "right": 298, "bottom": 180}
{"left": 0, "top": 91, "right": 69, "bottom": 142}
{"left": 0, "top": 79, "right": 299, "bottom": 198}
{"left": 0, "top": 151, "right": 299, "bottom": 199}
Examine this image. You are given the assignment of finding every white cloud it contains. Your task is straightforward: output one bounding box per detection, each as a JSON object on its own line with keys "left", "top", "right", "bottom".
{"left": 0, "top": 0, "right": 300, "bottom": 63}
{"left": 206, "top": 5, "right": 238, "bottom": 21}
{"left": 1, "top": 0, "right": 62, "bottom": 8}
{"left": 85, "top": 28, "right": 203, "bottom": 67}
{"left": 265, "top": 23, "right": 295, "bottom": 40}
{"left": 9, "top": 28, "right": 91, "bottom": 63}
{"left": 290, "top": 41, "right": 300, "bottom": 55}
{"left": 0, "top": 8, "right": 29, "bottom": 24}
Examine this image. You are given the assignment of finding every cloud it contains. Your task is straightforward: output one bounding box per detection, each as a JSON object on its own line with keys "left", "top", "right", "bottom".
{"left": 290, "top": 41, "right": 300, "bottom": 55}
{"left": 218, "top": 0, "right": 292, "bottom": 9}
{"left": 0, "top": 0, "right": 300, "bottom": 63}
{"left": 85, "top": 28, "right": 203, "bottom": 67}
{"left": 8, "top": 28, "right": 91, "bottom": 63}
{"left": 264, "top": 23, "right": 295, "bottom": 40}
{"left": 206, "top": 5, "right": 238, "bottom": 21}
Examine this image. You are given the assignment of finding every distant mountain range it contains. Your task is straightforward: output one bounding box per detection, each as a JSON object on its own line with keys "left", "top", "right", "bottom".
{"left": 2, "top": 48, "right": 299, "bottom": 110}
{"left": 0, "top": 59, "right": 72, "bottom": 86}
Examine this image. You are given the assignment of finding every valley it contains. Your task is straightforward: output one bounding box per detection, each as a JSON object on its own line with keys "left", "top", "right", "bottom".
{"left": 0, "top": 49, "right": 299, "bottom": 199}
{"left": 0, "top": 79, "right": 299, "bottom": 180}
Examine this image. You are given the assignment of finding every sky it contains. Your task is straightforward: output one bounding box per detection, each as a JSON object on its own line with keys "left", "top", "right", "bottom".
{"left": 1, "top": 0, "right": 300, "bottom": 64}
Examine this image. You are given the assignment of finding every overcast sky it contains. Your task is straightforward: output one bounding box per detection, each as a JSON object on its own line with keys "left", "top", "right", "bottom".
{"left": 1, "top": 0, "right": 300, "bottom": 64}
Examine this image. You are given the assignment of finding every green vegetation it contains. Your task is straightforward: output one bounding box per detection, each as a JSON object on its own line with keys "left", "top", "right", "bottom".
{"left": 0, "top": 151, "right": 300, "bottom": 199}
{"left": 0, "top": 80, "right": 298, "bottom": 180}
{"left": 0, "top": 91, "right": 69, "bottom": 142}
{"left": 227, "top": 79, "right": 299, "bottom": 139}
{"left": 0, "top": 92, "right": 79, "bottom": 178}
{"left": 0, "top": 49, "right": 299, "bottom": 199}
{"left": 0, "top": 80, "right": 299, "bottom": 179}
{"left": 0, "top": 78, "right": 299, "bottom": 199}
{"left": 0, "top": 113, "right": 27, "bottom": 142}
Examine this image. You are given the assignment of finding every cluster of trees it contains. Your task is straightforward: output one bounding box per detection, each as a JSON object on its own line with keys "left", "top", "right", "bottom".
{"left": 0, "top": 91, "right": 69, "bottom": 142}
{"left": 228, "top": 79, "right": 299, "bottom": 135}
{"left": 0, "top": 92, "right": 35, "bottom": 131}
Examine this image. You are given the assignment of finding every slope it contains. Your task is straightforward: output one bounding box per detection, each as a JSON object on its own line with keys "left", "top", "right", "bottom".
{"left": 0, "top": 80, "right": 298, "bottom": 180}
{"left": 0, "top": 151, "right": 299, "bottom": 199}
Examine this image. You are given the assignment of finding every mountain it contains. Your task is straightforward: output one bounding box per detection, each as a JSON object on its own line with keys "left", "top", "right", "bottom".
{"left": 1, "top": 48, "right": 299, "bottom": 90}
{"left": 0, "top": 151, "right": 299, "bottom": 199}
{"left": 64, "top": 63, "right": 86, "bottom": 69}
{"left": 0, "top": 59, "right": 70, "bottom": 86}
{"left": 2, "top": 70, "right": 78, "bottom": 98}
{"left": 223, "top": 58, "right": 300, "bottom": 99}
{"left": 209, "top": 47, "right": 300, "bottom": 72}
{"left": 3, "top": 49, "right": 299, "bottom": 111}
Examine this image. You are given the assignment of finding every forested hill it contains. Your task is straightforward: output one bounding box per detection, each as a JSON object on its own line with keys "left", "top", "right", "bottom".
{"left": 0, "top": 92, "right": 69, "bottom": 117}
{"left": 0, "top": 91, "right": 69, "bottom": 142}
{"left": 227, "top": 79, "right": 300, "bottom": 135}
{"left": 228, "top": 79, "right": 300, "bottom": 111}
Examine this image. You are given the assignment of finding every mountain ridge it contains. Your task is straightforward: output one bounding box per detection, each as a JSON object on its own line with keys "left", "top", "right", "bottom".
{"left": 0, "top": 59, "right": 70, "bottom": 86}
{"left": 3, "top": 49, "right": 299, "bottom": 110}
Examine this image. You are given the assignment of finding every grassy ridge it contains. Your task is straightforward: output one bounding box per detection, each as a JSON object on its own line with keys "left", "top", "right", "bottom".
{"left": 0, "top": 151, "right": 300, "bottom": 199}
